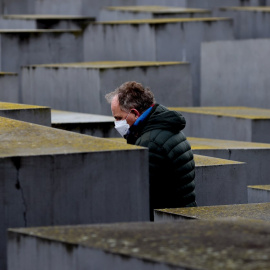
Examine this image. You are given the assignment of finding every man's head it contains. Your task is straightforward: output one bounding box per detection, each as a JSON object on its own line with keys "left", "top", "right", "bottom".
{"left": 105, "top": 81, "right": 155, "bottom": 127}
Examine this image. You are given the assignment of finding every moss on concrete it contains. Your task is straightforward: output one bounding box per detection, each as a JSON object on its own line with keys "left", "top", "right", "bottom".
{"left": 0, "top": 117, "right": 143, "bottom": 157}
{"left": 0, "top": 101, "right": 48, "bottom": 110}
{"left": 169, "top": 106, "right": 270, "bottom": 120}
{"left": 9, "top": 219, "right": 270, "bottom": 270}
{"left": 156, "top": 203, "right": 270, "bottom": 221}
{"left": 248, "top": 185, "right": 270, "bottom": 191}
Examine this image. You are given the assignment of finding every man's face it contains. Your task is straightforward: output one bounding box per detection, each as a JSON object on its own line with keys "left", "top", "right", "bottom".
{"left": 111, "top": 96, "right": 138, "bottom": 126}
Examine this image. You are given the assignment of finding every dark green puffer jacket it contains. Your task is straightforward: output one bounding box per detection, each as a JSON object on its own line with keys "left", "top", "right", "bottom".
{"left": 126, "top": 104, "right": 196, "bottom": 219}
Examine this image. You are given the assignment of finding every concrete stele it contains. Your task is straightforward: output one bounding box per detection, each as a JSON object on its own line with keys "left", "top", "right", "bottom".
{"left": 201, "top": 39, "right": 270, "bottom": 109}
{"left": 169, "top": 106, "right": 270, "bottom": 143}
{"left": 189, "top": 137, "right": 270, "bottom": 185}
{"left": 154, "top": 202, "right": 270, "bottom": 221}
{"left": 248, "top": 185, "right": 270, "bottom": 203}
{"left": 21, "top": 61, "right": 192, "bottom": 115}
{"left": 100, "top": 6, "right": 212, "bottom": 21}
{"left": 84, "top": 17, "right": 234, "bottom": 106}
{"left": 2, "top": 14, "right": 95, "bottom": 29}
{"left": 0, "top": 101, "right": 50, "bottom": 126}
{"left": 0, "top": 72, "right": 19, "bottom": 103}
{"left": 0, "top": 116, "right": 149, "bottom": 269}
{"left": 51, "top": 109, "right": 119, "bottom": 137}
{"left": 0, "top": 29, "right": 83, "bottom": 73}
{"left": 8, "top": 219, "right": 270, "bottom": 270}
{"left": 194, "top": 154, "right": 247, "bottom": 205}
{"left": 219, "top": 6, "right": 270, "bottom": 39}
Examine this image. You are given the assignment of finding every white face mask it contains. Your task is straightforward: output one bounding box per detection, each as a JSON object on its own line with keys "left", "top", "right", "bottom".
{"left": 114, "top": 119, "right": 130, "bottom": 137}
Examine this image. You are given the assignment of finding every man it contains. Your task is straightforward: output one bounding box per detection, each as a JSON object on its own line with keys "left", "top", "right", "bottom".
{"left": 105, "top": 81, "right": 196, "bottom": 220}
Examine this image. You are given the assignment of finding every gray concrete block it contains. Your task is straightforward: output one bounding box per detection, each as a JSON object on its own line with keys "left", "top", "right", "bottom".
{"left": 51, "top": 109, "right": 119, "bottom": 137}
{"left": 154, "top": 202, "right": 270, "bottom": 221}
{"left": 248, "top": 186, "right": 270, "bottom": 203}
{"left": 100, "top": 6, "right": 212, "bottom": 21}
{"left": 8, "top": 219, "right": 270, "bottom": 270}
{"left": 1, "top": 15, "right": 95, "bottom": 30}
{"left": 219, "top": 7, "right": 270, "bottom": 39}
{"left": 0, "top": 101, "right": 51, "bottom": 126}
{"left": 201, "top": 39, "right": 270, "bottom": 109}
{"left": 21, "top": 61, "right": 193, "bottom": 115}
{"left": 189, "top": 137, "right": 270, "bottom": 186}
{"left": 0, "top": 116, "right": 149, "bottom": 269}
{"left": 194, "top": 154, "right": 247, "bottom": 206}
{"left": 83, "top": 18, "right": 234, "bottom": 106}
{"left": 0, "top": 30, "right": 83, "bottom": 73}
{"left": 110, "top": 138, "right": 248, "bottom": 206}
{"left": 169, "top": 106, "right": 270, "bottom": 143}
{"left": 0, "top": 72, "right": 19, "bottom": 103}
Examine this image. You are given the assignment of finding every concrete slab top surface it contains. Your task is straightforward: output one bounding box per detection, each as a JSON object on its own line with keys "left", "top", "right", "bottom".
{"left": 0, "top": 117, "right": 143, "bottom": 157}
{"left": 155, "top": 203, "right": 270, "bottom": 221}
{"left": 106, "top": 139, "right": 244, "bottom": 166}
{"left": 9, "top": 219, "right": 270, "bottom": 270}
{"left": 105, "top": 6, "right": 211, "bottom": 14}
{"left": 2, "top": 14, "right": 95, "bottom": 20}
{"left": 248, "top": 185, "right": 270, "bottom": 191}
{"left": 169, "top": 106, "right": 270, "bottom": 119}
{"left": 0, "top": 72, "right": 17, "bottom": 76}
{"left": 194, "top": 154, "right": 244, "bottom": 166}
{"left": 97, "top": 17, "right": 231, "bottom": 25}
{"left": 51, "top": 109, "right": 114, "bottom": 124}
{"left": 0, "top": 29, "right": 81, "bottom": 33}
{"left": 0, "top": 101, "right": 48, "bottom": 110}
{"left": 29, "top": 61, "right": 186, "bottom": 68}
{"left": 220, "top": 6, "right": 270, "bottom": 12}
{"left": 189, "top": 137, "right": 270, "bottom": 150}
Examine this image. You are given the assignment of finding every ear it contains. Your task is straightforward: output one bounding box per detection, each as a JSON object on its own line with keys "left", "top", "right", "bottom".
{"left": 131, "top": 109, "right": 141, "bottom": 118}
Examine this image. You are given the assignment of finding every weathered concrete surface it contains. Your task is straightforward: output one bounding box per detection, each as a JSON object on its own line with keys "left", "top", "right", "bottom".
{"left": 0, "top": 30, "right": 83, "bottom": 73}
{"left": 83, "top": 18, "right": 234, "bottom": 106}
{"left": 201, "top": 39, "right": 270, "bottom": 108}
{"left": 109, "top": 138, "right": 248, "bottom": 206}
{"left": 0, "top": 101, "right": 51, "bottom": 126}
{"left": 100, "top": 6, "right": 211, "bottom": 21}
{"left": 219, "top": 7, "right": 270, "bottom": 39}
{"left": 248, "top": 186, "right": 270, "bottom": 203}
{"left": 189, "top": 137, "right": 270, "bottom": 185}
{"left": 1, "top": 15, "right": 95, "bottom": 29}
{"left": 0, "top": 73, "right": 19, "bottom": 103}
{"left": 8, "top": 219, "right": 270, "bottom": 270}
{"left": 51, "top": 109, "right": 119, "bottom": 137}
{"left": 154, "top": 202, "right": 270, "bottom": 221}
{"left": 194, "top": 154, "right": 247, "bottom": 206}
{"left": 169, "top": 107, "right": 270, "bottom": 143}
{"left": 22, "top": 61, "right": 192, "bottom": 115}
{"left": 0, "top": 117, "right": 149, "bottom": 269}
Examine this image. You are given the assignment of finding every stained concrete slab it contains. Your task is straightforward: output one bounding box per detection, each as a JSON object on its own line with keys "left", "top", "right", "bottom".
{"left": 248, "top": 186, "right": 270, "bottom": 203}
{"left": 0, "top": 30, "right": 83, "bottom": 73}
{"left": 108, "top": 137, "right": 248, "bottom": 206}
{"left": 83, "top": 18, "right": 234, "bottom": 106}
{"left": 169, "top": 106, "right": 270, "bottom": 143}
{"left": 189, "top": 137, "right": 270, "bottom": 185}
{"left": 100, "top": 6, "right": 211, "bottom": 21}
{"left": 219, "top": 7, "right": 270, "bottom": 39}
{"left": 154, "top": 202, "right": 270, "bottom": 221}
{"left": 1, "top": 14, "right": 95, "bottom": 29}
{"left": 0, "top": 72, "right": 19, "bottom": 103}
{"left": 0, "top": 101, "right": 50, "bottom": 126}
{"left": 8, "top": 219, "right": 270, "bottom": 270}
{"left": 21, "top": 61, "right": 193, "bottom": 114}
{"left": 51, "top": 109, "right": 119, "bottom": 137}
{"left": 194, "top": 154, "right": 247, "bottom": 206}
{"left": 0, "top": 116, "right": 149, "bottom": 269}
{"left": 201, "top": 39, "right": 270, "bottom": 108}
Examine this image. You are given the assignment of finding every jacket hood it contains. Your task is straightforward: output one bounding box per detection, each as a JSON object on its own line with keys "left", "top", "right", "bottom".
{"left": 141, "top": 104, "right": 186, "bottom": 134}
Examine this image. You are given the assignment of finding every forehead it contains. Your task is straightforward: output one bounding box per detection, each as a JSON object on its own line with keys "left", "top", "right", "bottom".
{"left": 111, "top": 96, "right": 126, "bottom": 117}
